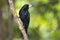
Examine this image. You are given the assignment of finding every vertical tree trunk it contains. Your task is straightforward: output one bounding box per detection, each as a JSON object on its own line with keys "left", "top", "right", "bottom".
{"left": 8, "top": 14, "right": 13, "bottom": 40}
{"left": 0, "top": 8, "right": 6, "bottom": 40}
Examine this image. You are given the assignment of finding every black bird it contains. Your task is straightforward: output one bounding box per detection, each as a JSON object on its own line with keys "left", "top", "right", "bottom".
{"left": 19, "top": 4, "right": 32, "bottom": 34}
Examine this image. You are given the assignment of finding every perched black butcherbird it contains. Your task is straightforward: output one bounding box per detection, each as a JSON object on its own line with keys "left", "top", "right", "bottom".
{"left": 19, "top": 4, "right": 32, "bottom": 34}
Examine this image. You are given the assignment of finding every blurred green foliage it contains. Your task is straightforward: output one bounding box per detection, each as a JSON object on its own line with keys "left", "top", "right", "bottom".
{"left": 1, "top": 0, "right": 60, "bottom": 40}
{"left": 14, "top": 0, "right": 60, "bottom": 40}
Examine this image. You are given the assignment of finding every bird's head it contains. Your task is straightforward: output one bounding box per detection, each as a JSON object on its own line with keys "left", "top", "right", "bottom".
{"left": 21, "top": 4, "right": 32, "bottom": 10}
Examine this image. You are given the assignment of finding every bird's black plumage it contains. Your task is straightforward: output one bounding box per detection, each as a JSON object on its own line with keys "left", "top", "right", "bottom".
{"left": 19, "top": 4, "right": 30, "bottom": 34}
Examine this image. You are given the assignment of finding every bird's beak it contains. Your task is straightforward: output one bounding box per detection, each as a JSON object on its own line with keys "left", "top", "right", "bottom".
{"left": 29, "top": 4, "right": 32, "bottom": 8}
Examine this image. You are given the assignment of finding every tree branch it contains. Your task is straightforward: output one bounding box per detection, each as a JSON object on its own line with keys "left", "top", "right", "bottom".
{"left": 8, "top": 0, "right": 29, "bottom": 40}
